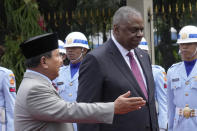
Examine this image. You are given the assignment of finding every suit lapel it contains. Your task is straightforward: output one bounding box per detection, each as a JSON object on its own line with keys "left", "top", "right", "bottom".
{"left": 107, "top": 39, "right": 146, "bottom": 98}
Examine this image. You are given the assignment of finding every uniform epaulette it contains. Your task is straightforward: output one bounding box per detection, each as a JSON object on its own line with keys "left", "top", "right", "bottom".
{"left": 61, "top": 65, "right": 69, "bottom": 69}
{"left": 65, "top": 65, "right": 69, "bottom": 69}
{"left": 59, "top": 65, "right": 69, "bottom": 72}
{"left": 152, "top": 65, "right": 165, "bottom": 72}
{"left": 0, "top": 66, "right": 12, "bottom": 73}
{"left": 169, "top": 62, "right": 182, "bottom": 69}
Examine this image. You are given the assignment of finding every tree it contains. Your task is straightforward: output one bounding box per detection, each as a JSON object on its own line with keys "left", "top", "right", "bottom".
{"left": 1, "top": 0, "right": 44, "bottom": 89}
{"left": 37, "top": 0, "right": 77, "bottom": 40}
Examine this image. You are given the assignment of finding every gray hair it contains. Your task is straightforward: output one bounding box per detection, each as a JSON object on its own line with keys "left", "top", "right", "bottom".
{"left": 25, "top": 51, "right": 52, "bottom": 68}
{"left": 112, "top": 6, "right": 142, "bottom": 26}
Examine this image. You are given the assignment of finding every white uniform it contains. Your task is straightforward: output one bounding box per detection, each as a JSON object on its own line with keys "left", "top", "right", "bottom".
{"left": 0, "top": 67, "right": 16, "bottom": 131}
{"left": 167, "top": 61, "right": 197, "bottom": 131}
{"left": 152, "top": 65, "right": 168, "bottom": 131}
{"left": 54, "top": 65, "right": 79, "bottom": 131}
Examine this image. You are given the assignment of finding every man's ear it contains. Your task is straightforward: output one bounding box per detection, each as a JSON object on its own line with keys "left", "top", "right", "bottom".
{"left": 40, "top": 56, "right": 48, "bottom": 69}
{"left": 113, "top": 24, "right": 119, "bottom": 35}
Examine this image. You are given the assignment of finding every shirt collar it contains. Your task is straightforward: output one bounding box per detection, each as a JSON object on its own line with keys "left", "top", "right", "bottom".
{"left": 26, "top": 69, "right": 52, "bottom": 84}
{"left": 111, "top": 33, "right": 134, "bottom": 57}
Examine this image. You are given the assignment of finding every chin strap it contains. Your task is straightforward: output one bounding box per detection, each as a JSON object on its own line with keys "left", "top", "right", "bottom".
{"left": 70, "top": 53, "right": 83, "bottom": 63}
{"left": 190, "top": 47, "right": 197, "bottom": 58}
{"left": 70, "top": 48, "right": 84, "bottom": 63}
{"left": 179, "top": 47, "right": 197, "bottom": 59}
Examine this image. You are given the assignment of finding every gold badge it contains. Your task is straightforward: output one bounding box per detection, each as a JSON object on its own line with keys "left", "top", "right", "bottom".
{"left": 67, "top": 38, "right": 73, "bottom": 44}
{"left": 183, "top": 105, "right": 191, "bottom": 118}
{"left": 181, "top": 33, "right": 187, "bottom": 39}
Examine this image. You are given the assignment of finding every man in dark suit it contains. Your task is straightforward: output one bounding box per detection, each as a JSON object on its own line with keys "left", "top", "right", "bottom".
{"left": 77, "top": 6, "right": 159, "bottom": 131}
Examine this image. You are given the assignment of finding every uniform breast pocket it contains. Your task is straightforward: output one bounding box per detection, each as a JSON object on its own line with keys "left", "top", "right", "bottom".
{"left": 191, "top": 80, "right": 197, "bottom": 90}
{"left": 171, "top": 80, "right": 182, "bottom": 97}
{"left": 58, "top": 85, "right": 67, "bottom": 94}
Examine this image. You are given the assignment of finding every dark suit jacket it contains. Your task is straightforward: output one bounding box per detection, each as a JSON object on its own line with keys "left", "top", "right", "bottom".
{"left": 77, "top": 38, "right": 159, "bottom": 131}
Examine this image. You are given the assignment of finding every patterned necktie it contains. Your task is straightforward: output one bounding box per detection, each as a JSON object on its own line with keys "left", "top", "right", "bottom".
{"left": 127, "top": 52, "right": 148, "bottom": 99}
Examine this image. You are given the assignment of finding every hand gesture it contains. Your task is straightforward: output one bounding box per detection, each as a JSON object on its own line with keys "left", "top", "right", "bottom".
{"left": 114, "top": 91, "right": 146, "bottom": 114}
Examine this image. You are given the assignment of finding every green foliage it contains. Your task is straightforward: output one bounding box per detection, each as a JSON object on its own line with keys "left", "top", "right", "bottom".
{"left": 75, "top": 0, "right": 121, "bottom": 43}
{"left": 1, "top": 0, "right": 44, "bottom": 89}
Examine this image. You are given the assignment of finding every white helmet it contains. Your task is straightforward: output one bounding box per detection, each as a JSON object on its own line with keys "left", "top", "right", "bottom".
{"left": 177, "top": 25, "right": 197, "bottom": 44}
{"left": 58, "top": 40, "right": 66, "bottom": 54}
{"left": 64, "top": 32, "right": 89, "bottom": 49}
{"left": 138, "top": 37, "right": 149, "bottom": 51}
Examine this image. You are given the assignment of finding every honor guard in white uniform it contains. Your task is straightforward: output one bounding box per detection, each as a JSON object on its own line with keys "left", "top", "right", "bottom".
{"left": 139, "top": 38, "right": 168, "bottom": 131}
{"left": 152, "top": 65, "right": 168, "bottom": 131}
{"left": 54, "top": 32, "right": 89, "bottom": 131}
{"left": 0, "top": 46, "right": 16, "bottom": 131}
{"left": 167, "top": 25, "right": 197, "bottom": 131}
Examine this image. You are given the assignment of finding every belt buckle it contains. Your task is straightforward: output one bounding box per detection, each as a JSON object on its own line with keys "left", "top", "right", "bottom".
{"left": 183, "top": 106, "right": 191, "bottom": 118}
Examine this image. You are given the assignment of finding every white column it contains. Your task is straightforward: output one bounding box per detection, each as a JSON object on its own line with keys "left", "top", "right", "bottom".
{"left": 127, "top": 0, "right": 155, "bottom": 64}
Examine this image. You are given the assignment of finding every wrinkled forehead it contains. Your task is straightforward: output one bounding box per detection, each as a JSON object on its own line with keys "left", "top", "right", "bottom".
{"left": 128, "top": 14, "right": 143, "bottom": 23}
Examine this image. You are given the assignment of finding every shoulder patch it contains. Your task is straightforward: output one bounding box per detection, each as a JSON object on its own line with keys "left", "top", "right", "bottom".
{"left": 163, "top": 72, "right": 167, "bottom": 82}
{"left": 9, "top": 87, "right": 16, "bottom": 92}
{"left": 9, "top": 73, "right": 15, "bottom": 86}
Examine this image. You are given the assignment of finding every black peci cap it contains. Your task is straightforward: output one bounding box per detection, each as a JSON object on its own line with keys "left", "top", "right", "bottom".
{"left": 20, "top": 33, "right": 58, "bottom": 59}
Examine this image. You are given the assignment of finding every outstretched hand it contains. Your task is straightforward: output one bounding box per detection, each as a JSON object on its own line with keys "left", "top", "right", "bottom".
{"left": 114, "top": 91, "right": 146, "bottom": 114}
